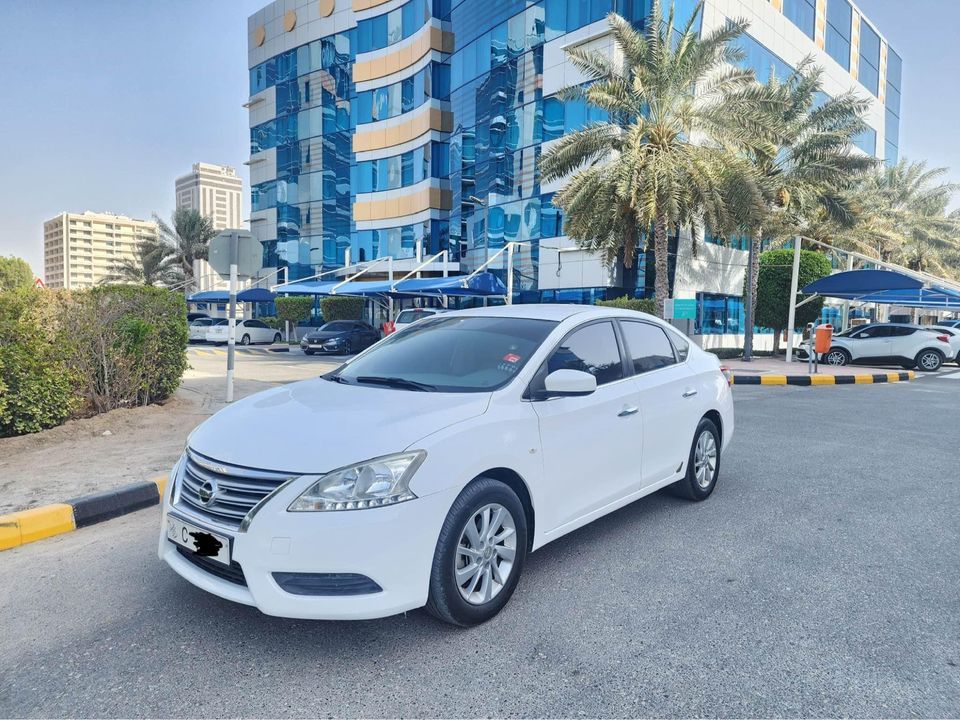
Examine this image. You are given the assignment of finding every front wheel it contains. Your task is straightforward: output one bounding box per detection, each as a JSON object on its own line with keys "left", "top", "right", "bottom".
{"left": 672, "top": 418, "right": 721, "bottom": 501}
{"left": 273, "top": 333, "right": 282, "bottom": 344}
{"left": 426, "top": 478, "right": 528, "bottom": 626}
{"left": 915, "top": 349, "right": 943, "bottom": 372}
{"left": 824, "top": 348, "right": 850, "bottom": 366}
{"left": 341, "top": 340, "right": 353, "bottom": 355}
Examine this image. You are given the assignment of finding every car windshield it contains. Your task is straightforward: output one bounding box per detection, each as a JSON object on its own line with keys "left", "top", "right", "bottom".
{"left": 331, "top": 316, "right": 557, "bottom": 392}
{"left": 213, "top": 319, "right": 228, "bottom": 326}
{"left": 190, "top": 319, "right": 212, "bottom": 326}
{"left": 321, "top": 321, "right": 353, "bottom": 332}
{"left": 395, "top": 309, "right": 435, "bottom": 324}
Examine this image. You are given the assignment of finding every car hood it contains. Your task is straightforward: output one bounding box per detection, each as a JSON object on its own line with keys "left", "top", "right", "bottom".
{"left": 304, "top": 331, "right": 344, "bottom": 340}
{"left": 187, "top": 378, "right": 491, "bottom": 474}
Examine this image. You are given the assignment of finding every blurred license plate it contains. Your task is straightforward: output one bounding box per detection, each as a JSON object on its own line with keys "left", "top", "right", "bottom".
{"left": 166, "top": 515, "right": 230, "bottom": 566}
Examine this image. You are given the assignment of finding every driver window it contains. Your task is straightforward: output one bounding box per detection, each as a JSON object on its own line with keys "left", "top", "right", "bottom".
{"left": 547, "top": 322, "right": 624, "bottom": 386}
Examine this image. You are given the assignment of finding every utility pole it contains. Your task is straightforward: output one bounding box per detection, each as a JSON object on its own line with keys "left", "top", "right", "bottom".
{"left": 226, "top": 231, "right": 238, "bottom": 402}
{"left": 743, "top": 240, "right": 756, "bottom": 362}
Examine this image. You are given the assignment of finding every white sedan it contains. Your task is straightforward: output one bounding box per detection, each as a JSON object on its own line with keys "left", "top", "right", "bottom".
{"left": 188, "top": 317, "right": 215, "bottom": 343}
{"left": 204, "top": 319, "right": 282, "bottom": 346}
{"left": 160, "top": 305, "right": 734, "bottom": 625}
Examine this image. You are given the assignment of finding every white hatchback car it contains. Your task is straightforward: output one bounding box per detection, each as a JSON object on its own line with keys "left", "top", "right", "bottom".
{"left": 160, "top": 305, "right": 734, "bottom": 626}
{"left": 188, "top": 317, "right": 215, "bottom": 343}
{"left": 204, "top": 319, "right": 282, "bottom": 346}
{"left": 823, "top": 323, "right": 953, "bottom": 371}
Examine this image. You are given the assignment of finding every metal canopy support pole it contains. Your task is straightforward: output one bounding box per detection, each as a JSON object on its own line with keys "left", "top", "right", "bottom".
{"left": 743, "top": 239, "right": 756, "bottom": 362}
{"left": 506, "top": 243, "right": 515, "bottom": 305}
{"left": 841, "top": 254, "right": 853, "bottom": 332}
{"left": 785, "top": 236, "right": 802, "bottom": 363}
{"left": 388, "top": 256, "right": 394, "bottom": 321}
{"left": 226, "top": 231, "right": 238, "bottom": 402}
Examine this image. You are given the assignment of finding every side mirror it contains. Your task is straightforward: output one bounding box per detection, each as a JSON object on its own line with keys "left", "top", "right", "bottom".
{"left": 542, "top": 369, "right": 597, "bottom": 398}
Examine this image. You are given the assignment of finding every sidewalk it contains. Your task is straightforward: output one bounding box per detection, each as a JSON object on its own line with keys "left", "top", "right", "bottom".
{"left": 722, "top": 355, "right": 904, "bottom": 376}
{"left": 722, "top": 355, "right": 916, "bottom": 386}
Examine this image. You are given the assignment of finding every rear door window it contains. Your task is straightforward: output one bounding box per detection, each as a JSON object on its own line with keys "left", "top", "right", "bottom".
{"left": 619, "top": 321, "right": 678, "bottom": 374}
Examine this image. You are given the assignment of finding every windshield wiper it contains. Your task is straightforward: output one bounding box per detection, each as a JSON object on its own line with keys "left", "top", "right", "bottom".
{"left": 324, "top": 373, "right": 351, "bottom": 384}
{"left": 354, "top": 376, "right": 436, "bottom": 392}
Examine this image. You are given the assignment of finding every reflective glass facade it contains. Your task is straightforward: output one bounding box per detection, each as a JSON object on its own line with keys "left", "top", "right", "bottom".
{"left": 247, "top": 0, "right": 899, "bottom": 312}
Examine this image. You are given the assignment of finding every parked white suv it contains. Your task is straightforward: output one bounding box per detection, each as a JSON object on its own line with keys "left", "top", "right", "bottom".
{"left": 823, "top": 323, "right": 952, "bottom": 371}
{"left": 928, "top": 326, "right": 960, "bottom": 366}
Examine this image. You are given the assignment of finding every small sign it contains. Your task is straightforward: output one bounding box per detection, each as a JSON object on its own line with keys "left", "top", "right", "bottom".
{"left": 208, "top": 230, "right": 262, "bottom": 278}
{"left": 670, "top": 298, "right": 697, "bottom": 320}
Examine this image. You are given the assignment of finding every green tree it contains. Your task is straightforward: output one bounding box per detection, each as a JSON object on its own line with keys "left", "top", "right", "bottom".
{"left": 320, "top": 296, "right": 365, "bottom": 322}
{"left": 540, "top": 1, "right": 776, "bottom": 317}
{"left": 275, "top": 295, "right": 314, "bottom": 341}
{"left": 754, "top": 248, "right": 832, "bottom": 354}
{"left": 741, "top": 59, "right": 874, "bottom": 356}
{"left": 155, "top": 208, "right": 218, "bottom": 287}
{"left": 102, "top": 238, "right": 182, "bottom": 287}
{"left": 0, "top": 256, "right": 34, "bottom": 291}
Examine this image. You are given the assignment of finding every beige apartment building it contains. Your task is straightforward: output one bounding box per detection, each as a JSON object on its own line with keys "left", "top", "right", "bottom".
{"left": 43, "top": 211, "right": 158, "bottom": 289}
{"left": 174, "top": 162, "right": 243, "bottom": 231}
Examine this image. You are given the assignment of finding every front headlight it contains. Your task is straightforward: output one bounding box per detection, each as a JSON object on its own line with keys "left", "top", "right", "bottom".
{"left": 288, "top": 451, "right": 426, "bottom": 512}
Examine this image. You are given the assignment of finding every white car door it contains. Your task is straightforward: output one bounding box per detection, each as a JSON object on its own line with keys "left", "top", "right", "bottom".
{"left": 530, "top": 320, "right": 642, "bottom": 534}
{"left": 618, "top": 320, "right": 698, "bottom": 487}
{"left": 845, "top": 325, "right": 892, "bottom": 361}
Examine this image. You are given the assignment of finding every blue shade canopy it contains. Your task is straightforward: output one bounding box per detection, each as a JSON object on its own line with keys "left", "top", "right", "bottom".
{"left": 278, "top": 272, "right": 508, "bottom": 298}
{"left": 802, "top": 269, "right": 923, "bottom": 297}
{"left": 188, "top": 289, "right": 278, "bottom": 303}
{"left": 802, "top": 269, "right": 960, "bottom": 308}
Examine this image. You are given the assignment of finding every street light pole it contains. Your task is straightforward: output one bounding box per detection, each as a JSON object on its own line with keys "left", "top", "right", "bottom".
{"left": 743, "top": 239, "right": 756, "bottom": 362}
{"left": 226, "top": 231, "right": 238, "bottom": 402}
{"left": 785, "top": 236, "right": 802, "bottom": 363}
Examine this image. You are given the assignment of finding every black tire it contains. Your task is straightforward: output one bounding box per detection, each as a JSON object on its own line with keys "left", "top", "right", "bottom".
{"left": 425, "top": 478, "right": 528, "bottom": 627}
{"left": 304, "top": 350, "right": 314, "bottom": 356}
{"left": 671, "top": 418, "right": 721, "bottom": 501}
{"left": 342, "top": 340, "right": 353, "bottom": 355}
{"left": 824, "top": 347, "right": 850, "bottom": 366}
{"left": 274, "top": 333, "right": 282, "bottom": 344}
{"left": 240, "top": 334, "right": 251, "bottom": 346}
{"left": 915, "top": 349, "right": 943, "bottom": 372}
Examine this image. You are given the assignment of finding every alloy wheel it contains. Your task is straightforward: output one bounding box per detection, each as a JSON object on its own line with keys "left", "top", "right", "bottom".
{"left": 694, "top": 430, "right": 718, "bottom": 489}
{"left": 455, "top": 503, "right": 517, "bottom": 605}
{"left": 826, "top": 350, "right": 847, "bottom": 366}
{"left": 919, "top": 352, "right": 941, "bottom": 371}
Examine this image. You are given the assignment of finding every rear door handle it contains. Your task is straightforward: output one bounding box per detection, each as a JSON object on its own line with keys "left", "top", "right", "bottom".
{"left": 618, "top": 406, "right": 639, "bottom": 417}
{"left": 682, "top": 389, "right": 698, "bottom": 398}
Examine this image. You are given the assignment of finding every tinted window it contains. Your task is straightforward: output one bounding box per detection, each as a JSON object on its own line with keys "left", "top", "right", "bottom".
{"left": 620, "top": 321, "right": 677, "bottom": 373}
{"left": 396, "top": 309, "right": 435, "bottom": 324}
{"left": 854, "top": 326, "right": 890, "bottom": 338}
{"left": 322, "top": 321, "right": 353, "bottom": 332}
{"left": 547, "top": 322, "right": 623, "bottom": 385}
{"left": 668, "top": 330, "right": 690, "bottom": 361}
{"left": 888, "top": 326, "right": 916, "bottom": 337}
{"left": 247, "top": 320, "right": 265, "bottom": 328}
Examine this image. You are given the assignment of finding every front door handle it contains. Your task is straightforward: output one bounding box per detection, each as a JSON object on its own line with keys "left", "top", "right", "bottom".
{"left": 682, "top": 389, "right": 698, "bottom": 398}
{"left": 618, "top": 406, "right": 639, "bottom": 417}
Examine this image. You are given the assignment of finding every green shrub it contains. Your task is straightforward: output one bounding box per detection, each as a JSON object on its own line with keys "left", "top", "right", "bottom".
{"left": 321, "top": 296, "right": 365, "bottom": 322}
{"left": 275, "top": 296, "right": 314, "bottom": 326}
{"left": 595, "top": 296, "right": 658, "bottom": 314}
{"left": 64, "top": 285, "right": 188, "bottom": 412}
{"left": 259, "top": 316, "right": 282, "bottom": 329}
{"left": 0, "top": 289, "right": 79, "bottom": 436}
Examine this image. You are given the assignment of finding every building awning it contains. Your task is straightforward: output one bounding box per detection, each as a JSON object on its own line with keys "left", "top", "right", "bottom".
{"left": 187, "top": 288, "right": 278, "bottom": 303}
{"left": 278, "top": 272, "right": 507, "bottom": 298}
{"left": 802, "top": 269, "right": 960, "bottom": 309}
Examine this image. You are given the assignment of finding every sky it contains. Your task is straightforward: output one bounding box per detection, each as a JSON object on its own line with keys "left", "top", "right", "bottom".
{"left": 0, "top": 0, "right": 957, "bottom": 278}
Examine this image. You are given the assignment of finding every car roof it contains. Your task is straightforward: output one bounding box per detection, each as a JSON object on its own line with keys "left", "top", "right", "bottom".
{"left": 445, "top": 303, "right": 625, "bottom": 322}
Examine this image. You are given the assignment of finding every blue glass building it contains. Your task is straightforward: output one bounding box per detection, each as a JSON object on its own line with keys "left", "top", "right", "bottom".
{"left": 247, "top": 0, "right": 899, "bottom": 337}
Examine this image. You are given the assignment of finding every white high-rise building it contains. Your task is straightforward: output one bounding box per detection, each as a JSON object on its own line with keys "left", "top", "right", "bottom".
{"left": 174, "top": 163, "right": 244, "bottom": 231}
{"left": 43, "top": 211, "right": 158, "bottom": 289}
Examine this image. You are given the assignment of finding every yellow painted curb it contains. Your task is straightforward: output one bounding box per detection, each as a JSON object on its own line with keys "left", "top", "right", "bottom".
{"left": 154, "top": 475, "right": 167, "bottom": 498}
{"left": 853, "top": 375, "right": 874, "bottom": 384}
{"left": 809, "top": 374, "right": 834, "bottom": 385}
{"left": 0, "top": 504, "right": 75, "bottom": 550}
{"left": 759, "top": 375, "right": 787, "bottom": 385}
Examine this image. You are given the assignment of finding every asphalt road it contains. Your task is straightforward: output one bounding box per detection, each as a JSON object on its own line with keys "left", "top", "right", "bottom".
{"left": 1, "top": 376, "right": 958, "bottom": 717}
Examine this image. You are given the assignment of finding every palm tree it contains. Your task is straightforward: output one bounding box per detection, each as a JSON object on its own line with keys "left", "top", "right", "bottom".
{"left": 103, "top": 238, "right": 182, "bottom": 286}
{"left": 741, "top": 58, "right": 875, "bottom": 355}
{"left": 539, "top": 1, "right": 778, "bottom": 317}
{"left": 155, "top": 208, "right": 217, "bottom": 288}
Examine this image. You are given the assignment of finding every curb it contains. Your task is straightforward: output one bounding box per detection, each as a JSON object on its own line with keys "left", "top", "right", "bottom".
{"left": 732, "top": 370, "right": 916, "bottom": 386}
{"left": 0, "top": 476, "right": 167, "bottom": 552}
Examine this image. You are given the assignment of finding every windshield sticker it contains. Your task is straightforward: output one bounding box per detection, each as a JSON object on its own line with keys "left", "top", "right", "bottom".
{"left": 503, "top": 353, "right": 521, "bottom": 363}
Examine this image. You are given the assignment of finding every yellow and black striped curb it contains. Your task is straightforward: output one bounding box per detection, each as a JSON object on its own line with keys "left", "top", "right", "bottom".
{"left": 732, "top": 370, "right": 916, "bottom": 386}
{"left": 0, "top": 476, "right": 167, "bottom": 552}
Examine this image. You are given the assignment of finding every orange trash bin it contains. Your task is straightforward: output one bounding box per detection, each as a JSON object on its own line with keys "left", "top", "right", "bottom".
{"left": 814, "top": 324, "right": 833, "bottom": 354}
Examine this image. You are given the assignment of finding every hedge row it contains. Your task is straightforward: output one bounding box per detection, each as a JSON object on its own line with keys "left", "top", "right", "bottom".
{"left": 595, "top": 296, "right": 658, "bottom": 314}
{"left": 0, "top": 286, "right": 188, "bottom": 437}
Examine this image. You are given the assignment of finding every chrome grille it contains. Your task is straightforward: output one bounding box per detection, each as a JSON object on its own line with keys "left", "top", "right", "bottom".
{"left": 175, "top": 449, "right": 296, "bottom": 529}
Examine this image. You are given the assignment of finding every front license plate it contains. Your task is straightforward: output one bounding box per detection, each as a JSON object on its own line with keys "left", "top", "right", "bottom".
{"left": 166, "top": 515, "right": 231, "bottom": 566}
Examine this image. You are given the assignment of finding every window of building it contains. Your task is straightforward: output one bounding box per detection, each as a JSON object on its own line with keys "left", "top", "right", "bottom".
{"left": 782, "top": 0, "right": 815, "bottom": 39}
{"left": 619, "top": 321, "right": 677, "bottom": 373}
{"left": 356, "top": 0, "right": 432, "bottom": 55}
{"left": 695, "top": 293, "right": 744, "bottom": 335}
{"left": 858, "top": 21, "right": 881, "bottom": 96}
{"left": 547, "top": 321, "right": 624, "bottom": 385}
{"left": 852, "top": 126, "right": 877, "bottom": 156}
{"left": 825, "top": 0, "right": 851, "bottom": 70}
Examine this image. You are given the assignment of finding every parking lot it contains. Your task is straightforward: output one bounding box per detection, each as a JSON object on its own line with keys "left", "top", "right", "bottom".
{"left": 1, "top": 370, "right": 957, "bottom": 718}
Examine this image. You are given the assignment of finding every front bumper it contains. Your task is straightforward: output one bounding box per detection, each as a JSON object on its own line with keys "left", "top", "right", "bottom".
{"left": 301, "top": 341, "right": 343, "bottom": 353}
{"left": 158, "top": 483, "right": 457, "bottom": 620}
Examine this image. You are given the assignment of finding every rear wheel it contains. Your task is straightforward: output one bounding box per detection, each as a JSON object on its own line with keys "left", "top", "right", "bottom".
{"left": 426, "top": 478, "right": 528, "bottom": 626}
{"left": 671, "top": 418, "right": 721, "bottom": 501}
{"left": 304, "top": 350, "right": 314, "bottom": 356}
{"left": 825, "top": 348, "right": 850, "bottom": 366}
{"left": 273, "top": 333, "right": 282, "bottom": 344}
{"left": 240, "top": 334, "right": 251, "bottom": 346}
{"left": 915, "top": 349, "right": 943, "bottom": 372}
